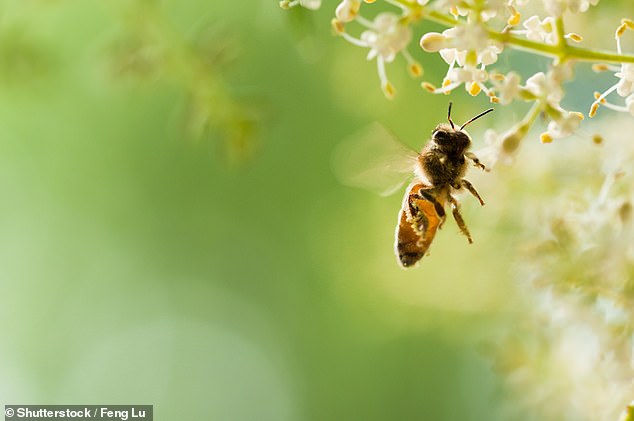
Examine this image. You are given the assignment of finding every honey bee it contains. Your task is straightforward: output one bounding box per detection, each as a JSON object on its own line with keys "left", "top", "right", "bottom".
{"left": 332, "top": 102, "right": 494, "bottom": 268}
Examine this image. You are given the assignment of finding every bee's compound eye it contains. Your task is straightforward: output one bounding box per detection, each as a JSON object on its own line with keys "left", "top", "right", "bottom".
{"left": 433, "top": 130, "right": 450, "bottom": 143}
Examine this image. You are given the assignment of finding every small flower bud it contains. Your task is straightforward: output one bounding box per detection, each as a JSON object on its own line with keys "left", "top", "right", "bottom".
{"left": 565, "top": 33, "right": 583, "bottom": 42}
{"left": 491, "top": 72, "right": 505, "bottom": 81}
{"left": 592, "top": 63, "right": 610, "bottom": 72}
{"left": 501, "top": 123, "right": 528, "bottom": 154}
{"left": 279, "top": 0, "right": 290, "bottom": 9}
{"left": 419, "top": 32, "right": 445, "bottom": 52}
{"left": 382, "top": 81, "right": 396, "bottom": 99}
{"left": 619, "top": 201, "right": 633, "bottom": 225}
{"left": 570, "top": 111, "right": 584, "bottom": 121}
{"left": 588, "top": 104, "right": 599, "bottom": 118}
{"left": 507, "top": 9, "right": 521, "bottom": 26}
{"left": 331, "top": 18, "right": 345, "bottom": 33}
{"left": 421, "top": 81, "right": 436, "bottom": 92}
{"left": 336, "top": 0, "right": 360, "bottom": 23}
{"left": 408, "top": 62, "right": 423, "bottom": 77}
{"left": 468, "top": 81, "right": 482, "bottom": 96}
{"left": 540, "top": 132, "right": 553, "bottom": 143}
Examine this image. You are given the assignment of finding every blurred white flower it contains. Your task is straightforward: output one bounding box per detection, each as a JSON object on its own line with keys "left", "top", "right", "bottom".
{"left": 337, "top": 11, "right": 413, "bottom": 97}
{"left": 525, "top": 71, "right": 563, "bottom": 105}
{"left": 439, "top": 47, "right": 467, "bottom": 67}
{"left": 543, "top": 0, "right": 599, "bottom": 15}
{"left": 360, "top": 13, "right": 411, "bottom": 62}
{"left": 435, "top": 0, "right": 507, "bottom": 21}
{"left": 545, "top": 110, "right": 584, "bottom": 139}
{"left": 335, "top": 0, "right": 361, "bottom": 22}
{"left": 441, "top": 24, "right": 493, "bottom": 56}
{"left": 491, "top": 71, "right": 521, "bottom": 104}
{"left": 445, "top": 64, "right": 488, "bottom": 95}
{"left": 616, "top": 63, "right": 634, "bottom": 96}
{"left": 519, "top": 16, "right": 557, "bottom": 44}
{"left": 589, "top": 24, "right": 634, "bottom": 117}
{"left": 478, "top": 44, "right": 502, "bottom": 66}
{"left": 298, "top": 0, "right": 321, "bottom": 9}
{"left": 280, "top": 0, "right": 322, "bottom": 10}
{"left": 422, "top": 24, "right": 503, "bottom": 97}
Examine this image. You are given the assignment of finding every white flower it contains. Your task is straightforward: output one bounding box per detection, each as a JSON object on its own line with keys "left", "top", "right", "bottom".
{"left": 425, "top": 24, "right": 502, "bottom": 97}
{"left": 444, "top": 64, "right": 488, "bottom": 95}
{"left": 441, "top": 24, "right": 490, "bottom": 56}
{"left": 569, "top": 0, "right": 600, "bottom": 13}
{"left": 360, "top": 13, "right": 411, "bottom": 62}
{"left": 281, "top": 0, "right": 322, "bottom": 10}
{"left": 525, "top": 71, "right": 563, "bottom": 105}
{"left": 435, "top": 25, "right": 503, "bottom": 67}
{"left": 478, "top": 44, "right": 502, "bottom": 66}
{"left": 615, "top": 63, "right": 634, "bottom": 97}
{"left": 298, "top": 0, "right": 321, "bottom": 9}
{"left": 589, "top": 27, "right": 634, "bottom": 117}
{"left": 543, "top": 0, "right": 599, "bottom": 15}
{"left": 446, "top": 65, "right": 487, "bottom": 85}
{"left": 435, "top": 0, "right": 505, "bottom": 21}
{"left": 492, "top": 72, "right": 521, "bottom": 104}
{"left": 439, "top": 48, "right": 466, "bottom": 66}
{"left": 521, "top": 16, "right": 557, "bottom": 44}
{"left": 335, "top": 0, "right": 361, "bottom": 23}
{"left": 336, "top": 11, "right": 412, "bottom": 98}
{"left": 545, "top": 110, "right": 584, "bottom": 139}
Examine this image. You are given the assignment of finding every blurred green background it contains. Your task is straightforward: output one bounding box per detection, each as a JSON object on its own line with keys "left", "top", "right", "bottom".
{"left": 0, "top": 0, "right": 617, "bottom": 420}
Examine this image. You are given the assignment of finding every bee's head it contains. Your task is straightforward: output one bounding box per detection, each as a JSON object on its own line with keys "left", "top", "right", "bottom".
{"left": 432, "top": 124, "right": 471, "bottom": 155}
{"left": 431, "top": 102, "right": 493, "bottom": 155}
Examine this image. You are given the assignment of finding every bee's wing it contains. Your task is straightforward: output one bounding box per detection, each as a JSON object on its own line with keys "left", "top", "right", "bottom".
{"left": 331, "top": 123, "right": 419, "bottom": 196}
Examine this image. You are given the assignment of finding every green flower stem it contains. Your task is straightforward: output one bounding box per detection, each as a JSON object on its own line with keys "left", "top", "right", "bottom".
{"left": 420, "top": 8, "right": 634, "bottom": 65}
{"left": 555, "top": 16, "right": 566, "bottom": 49}
{"left": 522, "top": 101, "right": 544, "bottom": 129}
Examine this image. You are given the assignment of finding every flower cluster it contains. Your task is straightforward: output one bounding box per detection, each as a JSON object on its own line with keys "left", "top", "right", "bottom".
{"left": 331, "top": 2, "right": 422, "bottom": 98}
{"left": 590, "top": 19, "right": 634, "bottom": 118}
{"left": 489, "top": 117, "right": 634, "bottom": 421}
{"left": 281, "top": 0, "right": 634, "bottom": 164}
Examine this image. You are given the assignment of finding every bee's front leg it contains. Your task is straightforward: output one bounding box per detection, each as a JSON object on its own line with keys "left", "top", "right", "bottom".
{"left": 460, "top": 179, "right": 485, "bottom": 206}
{"left": 465, "top": 152, "right": 489, "bottom": 172}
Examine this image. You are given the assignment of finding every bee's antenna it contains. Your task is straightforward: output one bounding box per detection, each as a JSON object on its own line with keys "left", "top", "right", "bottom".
{"left": 460, "top": 108, "right": 494, "bottom": 130}
{"left": 447, "top": 102, "right": 455, "bottom": 130}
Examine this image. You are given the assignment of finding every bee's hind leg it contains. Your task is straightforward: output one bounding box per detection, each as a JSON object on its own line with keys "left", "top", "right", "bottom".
{"left": 416, "top": 188, "right": 447, "bottom": 228}
{"left": 447, "top": 194, "right": 473, "bottom": 244}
